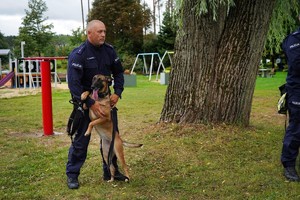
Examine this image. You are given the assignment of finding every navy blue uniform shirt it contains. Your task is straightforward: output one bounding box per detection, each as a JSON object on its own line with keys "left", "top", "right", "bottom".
{"left": 67, "top": 40, "right": 124, "bottom": 107}
{"left": 282, "top": 27, "right": 300, "bottom": 88}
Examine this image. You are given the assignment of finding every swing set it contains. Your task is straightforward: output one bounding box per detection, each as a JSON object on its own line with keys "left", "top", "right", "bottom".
{"left": 130, "top": 51, "right": 174, "bottom": 81}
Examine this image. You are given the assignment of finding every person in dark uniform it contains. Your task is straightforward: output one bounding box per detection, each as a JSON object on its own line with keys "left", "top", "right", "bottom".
{"left": 281, "top": 15, "right": 300, "bottom": 182}
{"left": 66, "top": 20, "right": 126, "bottom": 189}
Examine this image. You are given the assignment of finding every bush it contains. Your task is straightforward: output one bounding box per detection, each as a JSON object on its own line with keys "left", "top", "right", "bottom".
{"left": 120, "top": 53, "right": 136, "bottom": 71}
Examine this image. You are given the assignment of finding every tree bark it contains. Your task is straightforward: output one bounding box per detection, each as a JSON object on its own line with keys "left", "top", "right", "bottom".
{"left": 160, "top": 0, "right": 276, "bottom": 126}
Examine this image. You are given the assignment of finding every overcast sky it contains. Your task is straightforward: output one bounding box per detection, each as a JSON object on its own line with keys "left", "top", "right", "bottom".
{"left": 0, "top": 0, "right": 161, "bottom": 36}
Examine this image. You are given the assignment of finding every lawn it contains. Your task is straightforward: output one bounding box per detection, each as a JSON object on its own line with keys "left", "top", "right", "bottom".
{"left": 1, "top": 72, "right": 299, "bottom": 200}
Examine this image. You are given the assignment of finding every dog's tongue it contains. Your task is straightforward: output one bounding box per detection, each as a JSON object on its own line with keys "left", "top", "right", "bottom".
{"left": 92, "top": 89, "right": 99, "bottom": 99}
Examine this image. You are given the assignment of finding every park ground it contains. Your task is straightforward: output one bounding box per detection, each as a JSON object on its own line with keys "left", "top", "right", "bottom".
{"left": 1, "top": 72, "right": 300, "bottom": 200}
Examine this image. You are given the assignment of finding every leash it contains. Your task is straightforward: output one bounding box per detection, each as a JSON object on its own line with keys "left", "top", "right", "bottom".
{"left": 97, "top": 80, "right": 116, "bottom": 168}
{"left": 278, "top": 84, "right": 288, "bottom": 134}
{"left": 107, "top": 107, "right": 118, "bottom": 167}
{"left": 67, "top": 98, "right": 85, "bottom": 148}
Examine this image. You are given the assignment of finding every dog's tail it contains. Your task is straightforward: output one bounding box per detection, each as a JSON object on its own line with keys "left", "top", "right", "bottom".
{"left": 122, "top": 141, "right": 143, "bottom": 148}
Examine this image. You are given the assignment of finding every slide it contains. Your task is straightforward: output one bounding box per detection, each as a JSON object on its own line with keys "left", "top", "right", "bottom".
{"left": 0, "top": 71, "right": 14, "bottom": 87}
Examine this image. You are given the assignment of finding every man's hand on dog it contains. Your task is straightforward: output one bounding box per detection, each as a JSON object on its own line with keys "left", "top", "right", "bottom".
{"left": 110, "top": 94, "right": 119, "bottom": 107}
{"left": 90, "top": 103, "right": 106, "bottom": 118}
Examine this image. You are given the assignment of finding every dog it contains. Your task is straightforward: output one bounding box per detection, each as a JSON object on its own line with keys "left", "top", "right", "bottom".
{"left": 81, "top": 74, "right": 142, "bottom": 182}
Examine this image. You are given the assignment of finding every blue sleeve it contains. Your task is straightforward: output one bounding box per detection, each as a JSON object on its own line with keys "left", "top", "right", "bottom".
{"left": 111, "top": 50, "right": 124, "bottom": 97}
{"left": 285, "top": 34, "right": 300, "bottom": 74}
{"left": 67, "top": 49, "right": 94, "bottom": 106}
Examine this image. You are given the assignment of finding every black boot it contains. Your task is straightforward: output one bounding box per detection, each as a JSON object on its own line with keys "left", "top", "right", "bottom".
{"left": 67, "top": 177, "right": 79, "bottom": 189}
{"left": 284, "top": 167, "right": 300, "bottom": 182}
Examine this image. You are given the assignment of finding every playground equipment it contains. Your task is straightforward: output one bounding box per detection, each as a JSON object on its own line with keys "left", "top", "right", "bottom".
{"left": 23, "top": 57, "right": 67, "bottom": 136}
{"left": 0, "top": 55, "right": 67, "bottom": 136}
{"left": 156, "top": 50, "right": 174, "bottom": 81}
{"left": 41, "top": 60, "right": 54, "bottom": 135}
{"left": 0, "top": 57, "right": 62, "bottom": 89}
{"left": 0, "top": 45, "right": 65, "bottom": 89}
{"left": 0, "top": 71, "right": 14, "bottom": 87}
{"left": 11, "top": 57, "right": 63, "bottom": 89}
{"left": 130, "top": 52, "right": 165, "bottom": 81}
{"left": 0, "top": 42, "right": 68, "bottom": 136}
{"left": 0, "top": 49, "right": 13, "bottom": 87}
{"left": 130, "top": 51, "right": 174, "bottom": 82}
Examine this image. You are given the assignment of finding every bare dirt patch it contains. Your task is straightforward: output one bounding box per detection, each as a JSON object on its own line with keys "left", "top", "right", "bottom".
{"left": 0, "top": 83, "right": 69, "bottom": 99}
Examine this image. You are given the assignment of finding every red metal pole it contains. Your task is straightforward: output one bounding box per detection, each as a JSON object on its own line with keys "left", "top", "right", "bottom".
{"left": 40, "top": 61, "right": 53, "bottom": 136}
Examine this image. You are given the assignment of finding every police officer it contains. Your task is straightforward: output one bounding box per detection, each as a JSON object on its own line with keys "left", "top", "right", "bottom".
{"left": 281, "top": 15, "right": 300, "bottom": 182}
{"left": 66, "top": 20, "right": 126, "bottom": 189}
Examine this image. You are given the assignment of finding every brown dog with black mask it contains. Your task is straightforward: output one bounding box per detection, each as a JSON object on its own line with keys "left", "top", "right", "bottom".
{"left": 81, "top": 74, "right": 142, "bottom": 182}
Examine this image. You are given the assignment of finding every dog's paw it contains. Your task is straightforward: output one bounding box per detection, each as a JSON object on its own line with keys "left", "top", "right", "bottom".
{"left": 82, "top": 104, "right": 88, "bottom": 110}
{"left": 107, "top": 178, "right": 114, "bottom": 183}
{"left": 81, "top": 91, "right": 90, "bottom": 101}
{"left": 84, "top": 132, "right": 91, "bottom": 137}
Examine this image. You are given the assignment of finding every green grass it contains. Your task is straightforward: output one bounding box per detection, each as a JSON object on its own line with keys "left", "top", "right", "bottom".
{"left": 1, "top": 72, "right": 299, "bottom": 200}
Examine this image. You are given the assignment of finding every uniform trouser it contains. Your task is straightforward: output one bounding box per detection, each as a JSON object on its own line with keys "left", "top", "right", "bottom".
{"left": 66, "top": 107, "right": 119, "bottom": 179}
{"left": 281, "top": 91, "right": 300, "bottom": 168}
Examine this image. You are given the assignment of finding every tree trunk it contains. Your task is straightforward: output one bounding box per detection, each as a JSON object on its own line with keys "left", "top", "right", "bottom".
{"left": 160, "top": 0, "right": 276, "bottom": 126}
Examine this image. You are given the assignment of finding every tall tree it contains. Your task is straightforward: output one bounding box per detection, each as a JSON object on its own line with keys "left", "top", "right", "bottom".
{"left": 160, "top": 0, "right": 280, "bottom": 126}
{"left": 69, "top": 27, "right": 86, "bottom": 47}
{"left": 89, "top": 0, "right": 151, "bottom": 54}
{"left": 166, "top": 0, "right": 175, "bottom": 15}
{"left": 0, "top": 31, "right": 9, "bottom": 65}
{"left": 48, "top": 35, "right": 72, "bottom": 57}
{"left": 157, "top": 10, "right": 177, "bottom": 52}
{"left": 263, "top": 0, "right": 299, "bottom": 66}
{"left": 16, "top": 0, "right": 54, "bottom": 57}
{"left": 0, "top": 31, "right": 9, "bottom": 49}
{"left": 152, "top": 0, "right": 164, "bottom": 35}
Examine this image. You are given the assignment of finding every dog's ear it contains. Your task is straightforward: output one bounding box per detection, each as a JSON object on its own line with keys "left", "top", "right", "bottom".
{"left": 92, "top": 75, "right": 98, "bottom": 83}
{"left": 106, "top": 76, "right": 113, "bottom": 83}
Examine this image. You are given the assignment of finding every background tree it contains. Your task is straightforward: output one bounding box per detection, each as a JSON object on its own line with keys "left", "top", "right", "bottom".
{"left": 263, "top": 0, "right": 299, "bottom": 67}
{"left": 157, "top": 11, "right": 177, "bottom": 52}
{"left": 49, "top": 35, "right": 71, "bottom": 56}
{"left": 153, "top": 9, "right": 177, "bottom": 70}
{"left": 0, "top": 32, "right": 9, "bottom": 49}
{"left": 69, "top": 27, "right": 86, "bottom": 47}
{"left": 15, "top": 0, "right": 54, "bottom": 57}
{"left": 160, "top": 0, "right": 292, "bottom": 126}
{"left": 4, "top": 36, "right": 16, "bottom": 52}
{"left": 152, "top": 0, "right": 163, "bottom": 35}
{"left": 0, "top": 31, "right": 10, "bottom": 66}
{"left": 89, "top": 0, "right": 151, "bottom": 54}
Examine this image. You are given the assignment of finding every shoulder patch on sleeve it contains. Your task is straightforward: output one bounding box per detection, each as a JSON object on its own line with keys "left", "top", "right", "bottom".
{"left": 114, "top": 57, "right": 120, "bottom": 63}
{"left": 76, "top": 44, "right": 86, "bottom": 55}
{"left": 104, "top": 42, "right": 114, "bottom": 49}
{"left": 71, "top": 62, "right": 83, "bottom": 69}
{"left": 292, "top": 31, "right": 300, "bottom": 36}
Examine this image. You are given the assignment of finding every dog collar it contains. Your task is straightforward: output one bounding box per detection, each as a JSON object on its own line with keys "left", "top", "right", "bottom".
{"left": 98, "top": 91, "right": 110, "bottom": 99}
